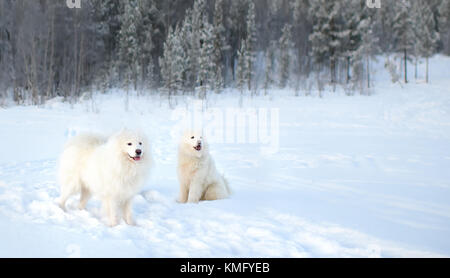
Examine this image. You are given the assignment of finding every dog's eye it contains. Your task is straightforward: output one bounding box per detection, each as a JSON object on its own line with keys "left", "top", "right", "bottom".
{"left": 127, "top": 143, "right": 132, "bottom": 146}
{"left": 139, "top": 142, "right": 142, "bottom": 145}
{"left": 191, "top": 136, "right": 195, "bottom": 139}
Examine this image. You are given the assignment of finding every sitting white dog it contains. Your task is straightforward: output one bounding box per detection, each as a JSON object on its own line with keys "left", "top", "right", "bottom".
{"left": 58, "top": 129, "right": 151, "bottom": 226}
{"left": 177, "top": 130, "right": 231, "bottom": 203}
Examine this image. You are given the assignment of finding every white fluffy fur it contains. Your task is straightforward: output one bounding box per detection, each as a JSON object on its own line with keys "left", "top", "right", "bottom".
{"left": 58, "top": 129, "right": 151, "bottom": 226}
{"left": 177, "top": 130, "right": 231, "bottom": 203}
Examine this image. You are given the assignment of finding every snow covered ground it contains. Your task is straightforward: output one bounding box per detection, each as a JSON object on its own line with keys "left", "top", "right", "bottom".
{"left": 1, "top": 56, "right": 450, "bottom": 257}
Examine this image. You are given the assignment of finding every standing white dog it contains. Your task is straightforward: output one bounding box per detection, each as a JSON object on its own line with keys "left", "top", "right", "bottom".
{"left": 177, "top": 130, "right": 231, "bottom": 203}
{"left": 58, "top": 129, "right": 151, "bottom": 226}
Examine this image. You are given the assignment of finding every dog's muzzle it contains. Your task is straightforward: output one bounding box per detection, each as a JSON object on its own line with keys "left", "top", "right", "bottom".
{"left": 194, "top": 143, "right": 202, "bottom": 151}
{"left": 129, "top": 154, "right": 142, "bottom": 161}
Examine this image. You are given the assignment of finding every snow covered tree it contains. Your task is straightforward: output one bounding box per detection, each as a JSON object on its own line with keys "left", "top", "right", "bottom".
{"left": 391, "top": 0, "right": 415, "bottom": 83}
{"left": 340, "top": 0, "right": 365, "bottom": 84}
{"left": 290, "top": 0, "right": 310, "bottom": 77}
{"left": 415, "top": 1, "right": 439, "bottom": 83}
{"left": 278, "top": 24, "right": 293, "bottom": 88}
{"left": 228, "top": 0, "right": 249, "bottom": 83}
{"left": 190, "top": 0, "right": 207, "bottom": 90}
{"left": 264, "top": 40, "right": 276, "bottom": 94}
{"left": 137, "top": 0, "right": 157, "bottom": 88}
{"left": 356, "top": 18, "right": 379, "bottom": 90}
{"left": 159, "top": 26, "right": 184, "bottom": 97}
{"left": 0, "top": 0, "right": 14, "bottom": 102}
{"left": 344, "top": 1, "right": 379, "bottom": 91}
{"left": 308, "top": 0, "right": 343, "bottom": 86}
{"left": 174, "top": 0, "right": 213, "bottom": 93}
{"left": 212, "top": 0, "right": 228, "bottom": 94}
{"left": 196, "top": 21, "right": 215, "bottom": 99}
{"left": 245, "top": 0, "right": 257, "bottom": 91}
{"left": 118, "top": 0, "right": 141, "bottom": 90}
{"left": 439, "top": 0, "right": 450, "bottom": 55}
{"left": 236, "top": 40, "right": 247, "bottom": 93}
{"left": 177, "top": 8, "right": 195, "bottom": 90}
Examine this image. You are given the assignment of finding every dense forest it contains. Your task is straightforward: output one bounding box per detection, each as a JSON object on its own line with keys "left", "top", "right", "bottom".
{"left": 0, "top": 0, "right": 449, "bottom": 104}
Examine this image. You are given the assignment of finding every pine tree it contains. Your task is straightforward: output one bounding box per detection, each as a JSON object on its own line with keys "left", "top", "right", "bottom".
{"left": 357, "top": 18, "right": 379, "bottom": 90}
{"left": 0, "top": 0, "right": 14, "bottom": 101}
{"left": 347, "top": 1, "right": 379, "bottom": 91}
{"left": 341, "top": 0, "right": 365, "bottom": 84}
{"left": 228, "top": 0, "right": 249, "bottom": 83}
{"left": 190, "top": 0, "right": 206, "bottom": 89}
{"left": 264, "top": 40, "right": 276, "bottom": 94}
{"left": 197, "top": 21, "right": 215, "bottom": 99}
{"left": 391, "top": 0, "right": 415, "bottom": 83}
{"left": 159, "top": 26, "right": 184, "bottom": 96}
{"left": 118, "top": 0, "right": 141, "bottom": 90}
{"left": 175, "top": 0, "right": 212, "bottom": 92}
{"left": 137, "top": 0, "right": 156, "bottom": 88}
{"left": 179, "top": 8, "right": 195, "bottom": 90}
{"left": 236, "top": 40, "right": 247, "bottom": 93}
{"left": 308, "top": 0, "right": 343, "bottom": 86}
{"left": 212, "top": 0, "right": 228, "bottom": 94}
{"left": 245, "top": 0, "right": 257, "bottom": 91}
{"left": 290, "top": 0, "right": 309, "bottom": 78}
{"left": 439, "top": 0, "right": 450, "bottom": 55}
{"left": 416, "top": 1, "right": 439, "bottom": 83}
{"left": 279, "top": 24, "right": 293, "bottom": 88}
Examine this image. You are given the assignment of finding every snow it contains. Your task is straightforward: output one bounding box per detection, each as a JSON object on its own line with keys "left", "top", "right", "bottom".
{"left": 1, "top": 55, "right": 450, "bottom": 257}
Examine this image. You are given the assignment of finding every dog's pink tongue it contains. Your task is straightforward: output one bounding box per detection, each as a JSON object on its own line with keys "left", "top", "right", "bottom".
{"left": 134, "top": 157, "right": 141, "bottom": 161}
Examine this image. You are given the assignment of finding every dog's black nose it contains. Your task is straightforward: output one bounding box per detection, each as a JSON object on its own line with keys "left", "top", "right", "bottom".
{"left": 135, "top": 149, "right": 142, "bottom": 155}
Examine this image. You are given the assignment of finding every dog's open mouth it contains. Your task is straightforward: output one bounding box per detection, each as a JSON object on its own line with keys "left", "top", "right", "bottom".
{"left": 194, "top": 144, "right": 202, "bottom": 151}
{"left": 129, "top": 155, "right": 141, "bottom": 162}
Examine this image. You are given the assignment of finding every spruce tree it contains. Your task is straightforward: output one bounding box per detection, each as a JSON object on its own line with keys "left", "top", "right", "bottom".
{"left": 159, "top": 26, "right": 184, "bottom": 96}
{"left": 264, "top": 40, "right": 276, "bottom": 94}
{"left": 439, "top": 0, "right": 450, "bottom": 55}
{"left": 137, "top": 0, "right": 156, "bottom": 88}
{"left": 391, "top": 0, "right": 415, "bottom": 83}
{"left": 245, "top": 0, "right": 257, "bottom": 91}
{"left": 308, "top": 0, "right": 343, "bottom": 85}
{"left": 197, "top": 21, "right": 215, "bottom": 99}
{"left": 118, "top": 0, "right": 141, "bottom": 90}
{"left": 236, "top": 40, "right": 247, "bottom": 93}
{"left": 212, "top": 0, "right": 228, "bottom": 93}
{"left": 416, "top": 1, "right": 439, "bottom": 83}
{"left": 279, "top": 24, "right": 293, "bottom": 88}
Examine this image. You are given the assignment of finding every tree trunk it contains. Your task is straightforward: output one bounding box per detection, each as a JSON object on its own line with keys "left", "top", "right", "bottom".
{"left": 73, "top": 10, "right": 79, "bottom": 98}
{"left": 330, "top": 58, "right": 336, "bottom": 91}
{"left": 414, "top": 57, "right": 417, "bottom": 80}
{"left": 346, "top": 56, "right": 351, "bottom": 84}
{"left": 47, "top": 3, "right": 55, "bottom": 99}
{"left": 366, "top": 56, "right": 370, "bottom": 89}
{"left": 404, "top": 49, "right": 408, "bottom": 84}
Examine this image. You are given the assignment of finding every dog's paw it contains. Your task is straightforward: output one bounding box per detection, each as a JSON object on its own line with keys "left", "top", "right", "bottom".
{"left": 187, "top": 198, "right": 200, "bottom": 204}
{"left": 108, "top": 219, "right": 119, "bottom": 227}
{"left": 124, "top": 218, "right": 136, "bottom": 226}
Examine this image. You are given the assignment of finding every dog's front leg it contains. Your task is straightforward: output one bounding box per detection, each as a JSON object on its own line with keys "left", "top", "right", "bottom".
{"left": 103, "top": 198, "right": 118, "bottom": 227}
{"left": 122, "top": 199, "right": 136, "bottom": 226}
{"left": 187, "top": 185, "right": 202, "bottom": 203}
{"left": 177, "top": 183, "right": 189, "bottom": 203}
{"left": 187, "top": 173, "right": 205, "bottom": 203}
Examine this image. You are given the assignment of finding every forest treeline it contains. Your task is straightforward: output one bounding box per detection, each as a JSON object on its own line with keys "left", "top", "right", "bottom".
{"left": 0, "top": 0, "right": 449, "bottom": 104}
